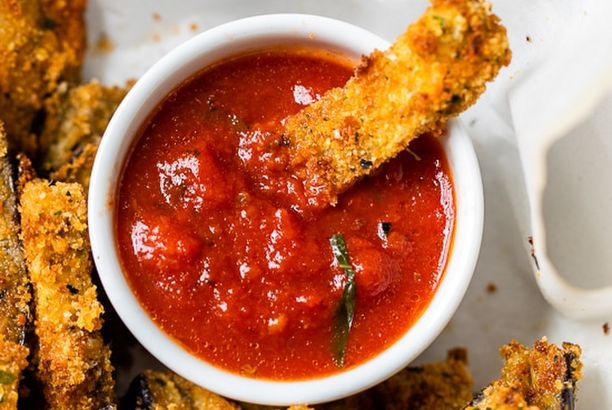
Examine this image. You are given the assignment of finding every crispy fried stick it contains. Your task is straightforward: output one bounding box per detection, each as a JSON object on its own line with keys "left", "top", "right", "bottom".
{"left": 0, "top": 122, "right": 31, "bottom": 409}
{"left": 20, "top": 180, "right": 115, "bottom": 409}
{"left": 282, "top": 0, "right": 511, "bottom": 207}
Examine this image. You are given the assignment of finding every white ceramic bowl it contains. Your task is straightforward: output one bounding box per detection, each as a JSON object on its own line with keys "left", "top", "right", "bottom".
{"left": 89, "top": 14, "right": 483, "bottom": 406}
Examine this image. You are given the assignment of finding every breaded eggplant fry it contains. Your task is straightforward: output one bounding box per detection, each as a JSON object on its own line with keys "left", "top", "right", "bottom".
{"left": 41, "top": 80, "right": 129, "bottom": 176}
{"left": 0, "top": 0, "right": 86, "bottom": 153}
{"left": 466, "top": 338, "right": 582, "bottom": 410}
{"left": 326, "top": 348, "right": 472, "bottom": 410}
{"left": 123, "top": 370, "right": 239, "bottom": 410}
{"left": 20, "top": 180, "right": 114, "bottom": 409}
{"left": 0, "top": 123, "right": 31, "bottom": 409}
{"left": 282, "top": 0, "right": 510, "bottom": 207}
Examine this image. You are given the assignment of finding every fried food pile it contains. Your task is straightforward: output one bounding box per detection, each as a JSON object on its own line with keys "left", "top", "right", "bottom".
{"left": 0, "top": 0, "right": 585, "bottom": 409}
{"left": 120, "top": 342, "right": 582, "bottom": 410}
{"left": 282, "top": 0, "right": 511, "bottom": 207}
{"left": 0, "top": 0, "right": 126, "bottom": 407}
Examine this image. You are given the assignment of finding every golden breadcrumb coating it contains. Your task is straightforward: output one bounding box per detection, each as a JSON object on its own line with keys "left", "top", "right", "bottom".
{"left": 39, "top": 0, "right": 87, "bottom": 56}
{"left": 329, "top": 348, "right": 472, "bottom": 410}
{"left": 41, "top": 80, "right": 129, "bottom": 177}
{"left": 0, "top": 336, "right": 28, "bottom": 410}
{"left": 466, "top": 338, "right": 582, "bottom": 410}
{"left": 125, "top": 370, "right": 239, "bottom": 410}
{"left": 20, "top": 180, "right": 115, "bottom": 409}
{"left": 0, "top": 122, "right": 31, "bottom": 410}
{"left": 282, "top": 0, "right": 511, "bottom": 207}
{"left": 0, "top": 0, "right": 86, "bottom": 153}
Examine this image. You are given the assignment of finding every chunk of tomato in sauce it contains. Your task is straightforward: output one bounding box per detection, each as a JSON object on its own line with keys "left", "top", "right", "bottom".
{"left": 129, "top": 214, "right": 204, "bottom": 272}
{"left": 347, "top": 237, "right": 397, "bottom": 298}
{"left": 156, "top": 146, "right": 233, "bottom": 212}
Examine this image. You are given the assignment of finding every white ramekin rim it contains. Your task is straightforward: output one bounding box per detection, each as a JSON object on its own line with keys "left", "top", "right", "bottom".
{"left": 89, "top": 14, "right": 483, "bottom": 406}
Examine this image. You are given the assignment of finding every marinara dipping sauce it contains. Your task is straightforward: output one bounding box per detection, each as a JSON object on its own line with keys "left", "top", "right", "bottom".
{"left": 117, "top": 49, "right": 454, "bottom": 380}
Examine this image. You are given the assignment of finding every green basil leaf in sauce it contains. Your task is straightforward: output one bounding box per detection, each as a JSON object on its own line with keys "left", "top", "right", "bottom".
{"left": 329, "top": 233, "right": 356, "bottom": 367}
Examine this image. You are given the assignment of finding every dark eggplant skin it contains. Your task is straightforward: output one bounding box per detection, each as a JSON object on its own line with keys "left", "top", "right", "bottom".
{"left": 466, "top": 390, "right": 485, "bottom": 407}
{"left": 560, "top": 347, "right": 579, "bottom": 410}
{"left": 121, "top": 374, "right": 155, "bottom": 410}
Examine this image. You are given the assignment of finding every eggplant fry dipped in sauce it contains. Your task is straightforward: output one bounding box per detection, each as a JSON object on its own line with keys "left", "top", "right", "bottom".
{"left": 262, "top": 0, "right": 512, "bottom": 209}
{"left": 20, "top": 181, "right": 115, "bottom": 409}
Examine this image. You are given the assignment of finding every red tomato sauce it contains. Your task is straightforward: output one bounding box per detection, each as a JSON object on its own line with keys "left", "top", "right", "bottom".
{"left": 116, "top": 49, "right": 454, "bottom": 380}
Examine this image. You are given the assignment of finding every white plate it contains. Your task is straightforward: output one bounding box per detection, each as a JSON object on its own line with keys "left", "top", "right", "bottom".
{"left": 85, "top": 1, "right": 612, "bottom": 407}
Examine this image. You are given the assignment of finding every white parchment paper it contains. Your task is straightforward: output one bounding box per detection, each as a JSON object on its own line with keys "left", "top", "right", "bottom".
{"left": 84, "top": 1, "right": 612, "bottom": 407}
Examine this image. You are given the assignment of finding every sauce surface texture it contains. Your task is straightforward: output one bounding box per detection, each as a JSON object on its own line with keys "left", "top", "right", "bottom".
{"left": 117, "top": 50, "right": 454, "bottom": 379}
